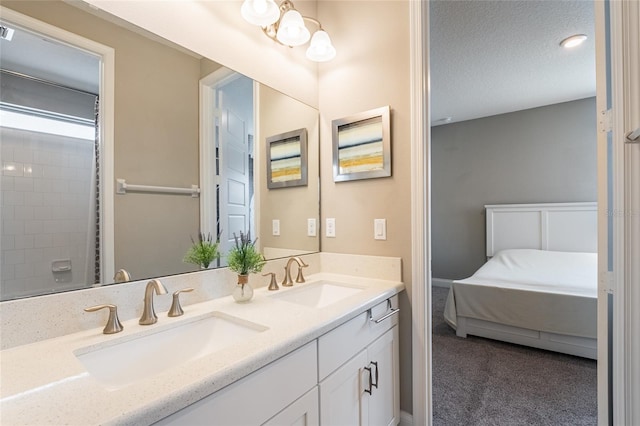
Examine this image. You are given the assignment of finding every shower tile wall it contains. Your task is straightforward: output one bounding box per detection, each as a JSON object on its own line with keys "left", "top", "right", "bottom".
{"left": 1, "top": 127, "right": 94, "bottom": 300}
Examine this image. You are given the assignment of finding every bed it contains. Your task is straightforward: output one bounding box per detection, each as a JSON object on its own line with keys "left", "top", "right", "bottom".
{"left": 443, "top": 202, "right": 598, "bottom": 359}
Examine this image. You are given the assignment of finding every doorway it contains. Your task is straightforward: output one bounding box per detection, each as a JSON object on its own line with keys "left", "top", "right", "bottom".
{"left": 200, "top": 69, "right": 255, "bottom": 266}
{"left": 0, "top": 8, "right": 114, "bottom": 299}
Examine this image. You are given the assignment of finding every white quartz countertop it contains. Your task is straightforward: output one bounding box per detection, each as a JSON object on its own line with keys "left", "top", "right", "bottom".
{"left": 0, "top": 273, "right": 404, "bottom": 425}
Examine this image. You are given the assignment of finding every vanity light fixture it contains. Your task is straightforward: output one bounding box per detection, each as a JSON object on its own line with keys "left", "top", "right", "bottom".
{"left": 560, "top": 34, "right": 587, "bottom": 48}
{"left": 240, "top": 0, "right": 336, "bottom": 62}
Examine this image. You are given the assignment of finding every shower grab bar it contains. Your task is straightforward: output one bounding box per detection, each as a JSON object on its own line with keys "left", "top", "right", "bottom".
{"left": 116, "top": 179, "right": 200, "bottom": 197}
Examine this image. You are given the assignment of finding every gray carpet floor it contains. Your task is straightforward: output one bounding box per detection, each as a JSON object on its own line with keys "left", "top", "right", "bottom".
{"left": 432, "top": 286, "right": 597, "bottom": 426}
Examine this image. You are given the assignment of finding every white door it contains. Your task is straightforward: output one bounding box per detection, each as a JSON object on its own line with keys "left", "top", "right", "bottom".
{"left": 200, "top": 70, "right": 254, "bottom": 265}
{"left": 218, "top": 93, "right": 250, "bottom": 257}
{"left": 320, "top": 350, "right": 368, "bottom": 425}
{"left": 367, "top": 327, "right": 400, "bottom": 426}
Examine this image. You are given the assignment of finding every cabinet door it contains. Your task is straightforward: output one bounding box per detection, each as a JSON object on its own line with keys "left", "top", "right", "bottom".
{"left": 319, "top": 350, "right": 368, "bottom": 426}
{"left": 263, "top": 387, "right": 319, "bottom": 426}
{"left": 366, "top": 326, "right": 399, "bottom": 426}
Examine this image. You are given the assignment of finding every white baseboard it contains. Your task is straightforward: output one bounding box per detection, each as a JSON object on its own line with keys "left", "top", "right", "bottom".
{"left": 431, "top": 277, "right": 452, "bottom": 289}
{"left": 399, "top": 410, "right": 413, "bottom": 426}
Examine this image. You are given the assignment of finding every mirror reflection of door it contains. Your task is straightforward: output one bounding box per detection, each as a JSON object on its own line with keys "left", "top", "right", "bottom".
{"left": 0, "top": 19, "right": 104, "bottom": 300}
{"left": 202, "top": 71, "right": 254, "bottom": 266}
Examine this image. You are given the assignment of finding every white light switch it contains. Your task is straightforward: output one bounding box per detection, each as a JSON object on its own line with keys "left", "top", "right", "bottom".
{"left": 374, "top": 218, "right": 386, "bottom": 240}
{"left": 307, "top": 218, "right": 317, "bottom": 237}
{"left": 272, "top": 219, "right": 280, "bottom": 236}
{"left": 326, "top": 218, "right": 336, "bottom": 237}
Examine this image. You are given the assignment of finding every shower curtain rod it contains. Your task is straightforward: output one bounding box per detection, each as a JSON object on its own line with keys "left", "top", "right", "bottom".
{"left": 0, "top": 69, "right": 98, "bottom": 97}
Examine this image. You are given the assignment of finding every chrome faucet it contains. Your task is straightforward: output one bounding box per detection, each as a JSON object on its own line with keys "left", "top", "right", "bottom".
{"left": 282, "top": 257, "right": 308, "bottom": 287}
{"left": 139, "top": 279, "right": 167, "bottom": 325}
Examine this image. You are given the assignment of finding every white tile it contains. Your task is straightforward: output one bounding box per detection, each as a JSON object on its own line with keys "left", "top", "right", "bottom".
{"left": 52, "top": 233, "right": 71, "bottom": 247}
{"left": 33, "top": 178, "right": 53, "bottom": 193}
{"left": 13, "top": 148, "right": 33, "bottom": 163}
{"left": 0, "top": 144, "right": 14, "bottom": 161}
{"left": 44, "top": 246, "right": 70, "bottom": 259}
{"left": 2, "top": 234, "right": 15, "bottom": 249}
{"left": 14, "top": 177, "right": 34, "bottom": 192}
{"left": 1, "top": 176, "right": 14, "bottom": 191}
{"left": 24, "top": 220, "right": 44, "bottom": 235}
{"left": 2, "top": 162, "right": 23, "bottom": 177}
{"left": 27, "top": 164, "right": 44, "bottom": 178}
{"left": 42, "top": 193, "right": 63, "bottom": 207}
{"left": 14, "top": 235, "right": 35, "bottom": 249}
{"left": 2, "top": 205, "right": 14, "bottom": 221}
{"left": 24, "top": 248, "right": 43, "bottom": 263}
{"left": 52, "top": 180, "right": 69, "bottom": 194}
{"left": 13, "top": 205, "right": 34, "bottom": 221}
{"left": 3, "top": 249, "right": 25, "bottom": 265}
{"left": 2, "top": 220, "right": 24, "bottom": 236}
{"left": 34, "top": 206, "right": 53, "bottom": 220}
{"left": 2, "top": 191, "right": 24, "bottom": 206}
{"left": 14, "top": 263, "right": 36, "bottom": 279}
{"left": 34, "top": 234, "right": 53, "bottom": 248}
{"left": 23, "top": 192, "right": 43, "bottom": 206}
{"left": 1, "top": 263, "right": 15, "bottom": 280}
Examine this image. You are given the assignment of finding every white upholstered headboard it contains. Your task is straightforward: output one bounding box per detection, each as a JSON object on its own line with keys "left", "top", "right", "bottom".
{"left": 485, "top": 202, "right": 597, "bottom": 257}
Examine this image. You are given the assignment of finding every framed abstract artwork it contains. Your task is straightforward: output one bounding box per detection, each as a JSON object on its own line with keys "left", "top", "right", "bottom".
{"left": 266, "top": 128, "right": 308, "bottom": 189}
{"left": 331, "top": 106, "right": 391, "bottom": 182}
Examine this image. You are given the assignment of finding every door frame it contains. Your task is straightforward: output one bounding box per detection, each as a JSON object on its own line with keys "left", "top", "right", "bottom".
{"left": 410, "top": 1, "right": 640, "bottom": 424}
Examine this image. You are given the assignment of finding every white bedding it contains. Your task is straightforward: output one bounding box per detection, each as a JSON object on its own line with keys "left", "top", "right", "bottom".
{"left": 444, "top": 249, "right": 598, "bottom": 339}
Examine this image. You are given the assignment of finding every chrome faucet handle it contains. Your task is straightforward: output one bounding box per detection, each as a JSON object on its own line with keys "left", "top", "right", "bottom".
{"left": 168, "top": 288, "right": 194, "bottom": 317}
{"left": 84, "top": 304, "right": 124, "bottom": 334}
{"left": 263, "top": 272, "right": 279, "bottom": 291}
{"left": 295, "top": 260, "right": 308, "bottom": 283}
{"left": 139, "top": 279, "right": 168, "bottom": 325}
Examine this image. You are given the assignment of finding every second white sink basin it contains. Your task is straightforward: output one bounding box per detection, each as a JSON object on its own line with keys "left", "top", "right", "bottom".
{"left": 75, "top": 312, "right": 267, "bottom": 390}
{"left": 270, "top": 280, "right": 364, "bottom": 308}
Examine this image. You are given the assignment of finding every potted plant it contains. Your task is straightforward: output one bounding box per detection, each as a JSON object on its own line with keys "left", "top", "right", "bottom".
{"left": 183, "top": 232, "right": 221, "bottom": 269}
{"left": 227, "top": 231, "right": 265, "bottom": 302}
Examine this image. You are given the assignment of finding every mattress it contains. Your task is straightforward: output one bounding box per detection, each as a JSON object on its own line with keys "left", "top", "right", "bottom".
{"left": 444, "top": 249, "right": 598, "bottom": 339}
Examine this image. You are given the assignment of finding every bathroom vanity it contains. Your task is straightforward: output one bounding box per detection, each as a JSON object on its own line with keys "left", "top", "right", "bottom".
{"left": 0, "top": 254, "right": 404, "bottom": 425}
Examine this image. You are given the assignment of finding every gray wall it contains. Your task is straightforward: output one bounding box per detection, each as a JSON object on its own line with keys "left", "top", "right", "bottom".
{"left": 431, "top": 97, "right": 597, "bottom": 280}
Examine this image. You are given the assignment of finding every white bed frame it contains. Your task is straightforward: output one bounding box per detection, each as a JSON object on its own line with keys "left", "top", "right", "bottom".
{"left": 455, "top": 202, "right": 598, "bottom": 359}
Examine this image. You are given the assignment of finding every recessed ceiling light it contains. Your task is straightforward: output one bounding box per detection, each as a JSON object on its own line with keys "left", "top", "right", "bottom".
{"left": 560, "top": 34, "right": 587, "bottom": 48}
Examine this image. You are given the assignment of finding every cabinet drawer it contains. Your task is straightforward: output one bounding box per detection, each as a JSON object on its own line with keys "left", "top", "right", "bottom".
{"left": 318, "top": 295, "right": 398, "bottom": 381}
{"left": 155, "top": 341, "right": 317, "bottom": 425}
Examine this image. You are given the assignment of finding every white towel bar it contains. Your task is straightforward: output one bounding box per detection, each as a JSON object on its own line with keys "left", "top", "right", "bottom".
{"left": 116, "top": 179, "right": 200, "bottom": 197}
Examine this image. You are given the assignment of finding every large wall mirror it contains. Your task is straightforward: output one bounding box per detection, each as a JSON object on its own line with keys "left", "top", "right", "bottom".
{"left": 0, "top": 0, "right": 320, "bottom": 301}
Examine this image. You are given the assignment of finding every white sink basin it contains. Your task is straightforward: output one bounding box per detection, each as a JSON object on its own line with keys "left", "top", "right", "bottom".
{"left": 75, "top": 312, "right": 267, "bottom": 390}
{"left": 270, "top": 281, "right": 364, "bottom": 308}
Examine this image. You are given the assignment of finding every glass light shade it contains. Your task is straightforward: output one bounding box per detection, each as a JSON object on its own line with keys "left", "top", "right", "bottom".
{"left": 276, "top": 10, "right": 310, "bottom": 46}
{"left": 241, "top": 0, "right": 280, "bottom": 27}
{"left": 306, "top": 30, "right": 336, "bottom": 62}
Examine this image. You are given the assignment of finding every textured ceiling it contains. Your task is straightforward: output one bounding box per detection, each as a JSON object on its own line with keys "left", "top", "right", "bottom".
{"left": 430, "top": 0, "right": 596, "bottom": 126}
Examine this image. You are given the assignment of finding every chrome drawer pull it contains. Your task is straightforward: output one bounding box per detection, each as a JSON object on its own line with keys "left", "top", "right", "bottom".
{"left": 369, "top": 299, "right": 400, "bottom": 324}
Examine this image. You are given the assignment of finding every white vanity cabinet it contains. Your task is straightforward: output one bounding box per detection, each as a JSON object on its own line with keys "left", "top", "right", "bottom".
{"left": 155, "top": 342, "right": 318, "bottom": 426}
{"left": 318, "top": 296, "right": 400, "bottom": 426}
{"left": 263, "top": 387, "right": 320, "bottom": 426}
{"left": 156, "top": 295, "right": 400, "bottom": 426}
